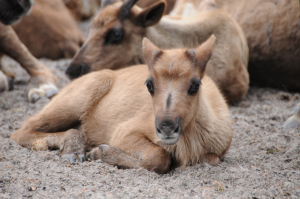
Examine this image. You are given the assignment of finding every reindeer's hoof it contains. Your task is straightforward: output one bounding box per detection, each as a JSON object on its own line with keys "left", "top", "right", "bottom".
{"left": 30, "top": 93, "right": 41, "bottom": 103}
{"left": 99, "top": 144, "right": 117, "bottom": 154}
{"left": 201, "top": 153, "right": 221, "bottom": 166}
{"left": 28, "top": 83, "right": 58, "bottom": 103}
{"left": 31, "top": 139, "right": 48, "bottom": 151}
{"left": 78, "top": 154, "right": 87, "bottom": 163}
{"left": 87, "top": 147, "right": 103, "bottom": 160}
{"left": 60, "top": 129, "right": 86, "bottom": 163}
{"left": 0, "top": 71, "right": 14, "bottom": 92}
{"left": 99, "top": 144, "right": 123, "bottom": 159}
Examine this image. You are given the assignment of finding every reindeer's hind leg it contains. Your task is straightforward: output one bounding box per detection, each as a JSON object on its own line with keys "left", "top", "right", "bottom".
{"left": 11, "top": 71, "right": 114, "bottom": 161}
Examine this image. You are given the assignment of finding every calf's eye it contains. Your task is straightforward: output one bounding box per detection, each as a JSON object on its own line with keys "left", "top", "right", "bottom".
{"left": 188, "top": 78, "right": 201, "bottom": 96}
{"left": 145, "top": 79, "right": 154, "bottom": 95}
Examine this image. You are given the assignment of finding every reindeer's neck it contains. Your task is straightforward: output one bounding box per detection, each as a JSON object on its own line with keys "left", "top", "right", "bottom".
{"left": 146, "top": 16, "right": 214, "bottom": 49}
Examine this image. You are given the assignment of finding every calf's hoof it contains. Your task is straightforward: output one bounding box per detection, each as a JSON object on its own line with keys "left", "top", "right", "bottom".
{"left": 60, "top": 129, "right": 87, "bottom": 163}
{"left": 87, "top": 147, "right": 103, "bottom": 160}
{"left": 201, "top": 153, "right": 221, "bottom": 166}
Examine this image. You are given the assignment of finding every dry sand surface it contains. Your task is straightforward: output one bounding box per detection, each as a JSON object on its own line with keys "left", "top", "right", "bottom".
{"left": 0, "top": 21, "right": 300, "bottom": 198}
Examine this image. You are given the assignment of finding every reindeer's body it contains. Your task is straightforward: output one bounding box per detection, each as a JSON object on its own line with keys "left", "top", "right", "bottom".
{"left": 66, "top": 0, "right": 249, "bottom": 102}
{"left": 0, "top": 0, "right": 58, "bottom": 102}
{"left": 146, "top": 10, "right": 249, "bottom": 102}
{"left": 12, "top": 0, "right": 85, "bottom": 59}
{"left": 172, "top": 0, "right": 300, "bottom": 91}
{"left": 11, "top": 36, "right": 233, "bottom": 173}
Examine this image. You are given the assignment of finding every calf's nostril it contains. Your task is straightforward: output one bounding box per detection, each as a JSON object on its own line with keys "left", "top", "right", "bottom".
{"left": 174, "top": 125, "right": 180, "bottom": 133}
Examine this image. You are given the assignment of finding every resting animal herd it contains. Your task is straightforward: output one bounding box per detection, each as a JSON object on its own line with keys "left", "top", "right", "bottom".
{"left": 66, "top": 0, "right": 249, "bottom": 102}
{"left": 0, "top": 0, "right": 299, "bottom": 172}
{"left": 11, "top": 35, "right": 233, "bottom": 173}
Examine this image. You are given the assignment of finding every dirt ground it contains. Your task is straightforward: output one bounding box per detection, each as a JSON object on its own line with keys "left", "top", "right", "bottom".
{"left": 0, "top": 23, "right": 300, "bottom": 198}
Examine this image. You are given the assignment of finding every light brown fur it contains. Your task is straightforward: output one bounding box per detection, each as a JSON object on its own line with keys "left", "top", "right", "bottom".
{"left": 11, "top": 36, "right": 233, "bottom": 173}
{"left": 0, "top": 22, "right": 58, "bottom": 102}
{"left": 66, "top": 0, "right": 249, "bottom": 102}
{"left": 12, "top": 0, "right": 85, "bottom": 59}
{"left": 172, "top": 0, "right": 300, "bottom": 91}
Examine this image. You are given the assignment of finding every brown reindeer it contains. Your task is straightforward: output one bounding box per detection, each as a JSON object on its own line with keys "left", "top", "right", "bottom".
{"left": 11, "top": 35, "right": 233, "bottom": 173}
{"left": 0, "top": 0, "right": 58, "bottom": 102}
{"left": 66, "top": 0, "right": 249, "bottom": 102}
{"left": 172, "top": 0, "right": 300, "bottom": 91}
{"left": 12, "top": 0, "right": 85, "bottom": 59}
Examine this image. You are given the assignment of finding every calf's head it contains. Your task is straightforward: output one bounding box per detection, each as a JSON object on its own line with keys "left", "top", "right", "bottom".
{"left": 0, "top": 0, "right": 33, "bottom": 25}
{"left": 142, "top": 35, "right": 216, "bottom": 145}
{"left": 66, "top": 0, "right": 166, "bottom": 79}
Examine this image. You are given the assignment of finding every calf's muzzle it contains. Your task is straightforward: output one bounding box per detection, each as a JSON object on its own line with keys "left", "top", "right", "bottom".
{"left": 156, "top": 117, "right": 182, "bottom": 145}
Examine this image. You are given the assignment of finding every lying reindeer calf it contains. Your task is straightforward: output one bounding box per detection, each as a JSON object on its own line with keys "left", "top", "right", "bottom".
{"left": 11, "top": 35, "right": 233, "bottom": 173}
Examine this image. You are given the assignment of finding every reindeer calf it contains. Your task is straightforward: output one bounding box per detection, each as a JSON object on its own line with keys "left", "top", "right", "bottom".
{"left": 11, "top": 35, "right": 232, "bottom": 173}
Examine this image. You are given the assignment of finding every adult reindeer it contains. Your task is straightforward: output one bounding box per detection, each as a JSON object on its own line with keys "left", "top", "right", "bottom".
{"left": 0, "top": 0, "right": 58, "bottom": 102}
{"left": 172, "top": 0, "right": 300, "bottom": 91}
{"left": 11, "top": 36, "right": 233, "bottom": 173}
{"left": 66, "top": 0, "right": 249, "bottom": 102}
{"left": 12, "top": 0, "right": 85, "bottom": 59}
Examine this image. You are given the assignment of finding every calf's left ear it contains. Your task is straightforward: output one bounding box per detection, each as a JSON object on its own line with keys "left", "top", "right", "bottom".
{"left": 142, "top": 38, "right": 163, "bottom": 71}
{"left": 187, "top": 35, "right": 216, "bottom": 78}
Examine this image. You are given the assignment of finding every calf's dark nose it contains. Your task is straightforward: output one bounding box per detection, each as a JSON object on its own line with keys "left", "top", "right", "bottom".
{"left": 157, "top": 119, "right": 179, "bottom": 137}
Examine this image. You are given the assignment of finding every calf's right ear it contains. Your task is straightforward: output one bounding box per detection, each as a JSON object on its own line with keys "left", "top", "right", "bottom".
{"left": 142, "top": 38, "right": 163, "bottom": 71}
{"left": 193, "top": 35, "right": 216, "bottom": 78}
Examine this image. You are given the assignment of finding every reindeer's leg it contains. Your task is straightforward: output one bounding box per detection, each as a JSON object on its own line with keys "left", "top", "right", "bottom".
{"left": 0, "top": 54, "right": 14, "bottom": 92}
{"left": 89, "top": 123, "right": 171, "bottom": 174}
{"left": 0, "top": 23, "right": 57, "bottom": 102}
{"left": 0, "top": 70, "right": 13, "bottom": 92}
{"left": 11, "top": 71, "right": 114, "bottom": 162}
{"left": 200, "top": 153, "right": 221, "bottom": 166}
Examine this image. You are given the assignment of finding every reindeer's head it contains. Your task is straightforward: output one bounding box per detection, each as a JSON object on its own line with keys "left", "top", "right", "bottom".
{"left": 66, "top": 0, "right": 166, "bottom": 79}
{"left": 0, "top": 0, "right": 33, "bottom": 25}
{"left": 143, "top": 35, "right": 216, "bottom": 145}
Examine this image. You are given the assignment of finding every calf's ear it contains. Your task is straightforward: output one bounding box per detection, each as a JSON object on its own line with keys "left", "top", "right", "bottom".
{"left": 135, "top": 1, "right": 166, "bottom": 27}
{"left": 194, "top": 35, "right": 216, "bottom": 78}
{"left": 142, "top": 38, "right": 163, "bottom": 71}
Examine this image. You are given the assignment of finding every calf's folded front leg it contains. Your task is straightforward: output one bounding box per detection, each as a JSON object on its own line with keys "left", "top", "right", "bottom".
{"left": 88, "top": 132, "right": 172, "bottom": 174}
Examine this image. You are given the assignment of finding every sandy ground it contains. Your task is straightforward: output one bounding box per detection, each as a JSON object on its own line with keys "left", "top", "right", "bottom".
{"left": 0, "top": 20, "right": 300, "bottom": 198}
